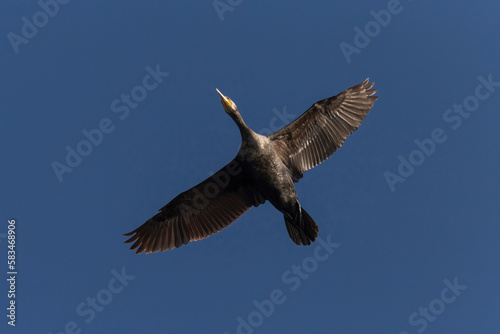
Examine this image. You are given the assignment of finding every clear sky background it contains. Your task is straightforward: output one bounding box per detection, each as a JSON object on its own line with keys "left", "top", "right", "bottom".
{"left": 1, "top": 1, "right": 499, "bottom": 333}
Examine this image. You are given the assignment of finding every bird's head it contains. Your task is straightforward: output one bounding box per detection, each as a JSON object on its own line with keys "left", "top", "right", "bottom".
{"left": 216, "top": 88, "right": 239, "bottom": 116}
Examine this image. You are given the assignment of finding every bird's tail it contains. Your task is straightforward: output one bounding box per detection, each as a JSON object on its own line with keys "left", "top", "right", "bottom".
{"left": 284, "top": 206, "right": 318, "bottom": 246}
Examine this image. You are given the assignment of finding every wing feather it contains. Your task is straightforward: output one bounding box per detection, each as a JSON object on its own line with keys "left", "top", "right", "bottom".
{"left": 269, "top": 79, "right": 378, "bottom": 177}
{"left": 124, "top": 158, "right": 263, "bottom": 253}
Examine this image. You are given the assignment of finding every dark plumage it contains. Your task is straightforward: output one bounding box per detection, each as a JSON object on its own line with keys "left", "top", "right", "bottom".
{"left": 124, "top": 79, "right": 378, "bottom": 253}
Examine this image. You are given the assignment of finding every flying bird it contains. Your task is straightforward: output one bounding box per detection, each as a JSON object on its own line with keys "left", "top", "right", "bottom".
{"left": 124, "top": 79, "right": 377, "bottom": 253}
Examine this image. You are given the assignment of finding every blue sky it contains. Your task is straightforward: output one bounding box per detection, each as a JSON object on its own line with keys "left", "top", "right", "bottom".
{"left": 1, "top": 1, "right": 499, "bottom": 333}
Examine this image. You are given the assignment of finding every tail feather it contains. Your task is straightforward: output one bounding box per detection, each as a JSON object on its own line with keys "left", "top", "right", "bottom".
{"left": 284, "top": 207, "right": 318, "bottom": 245}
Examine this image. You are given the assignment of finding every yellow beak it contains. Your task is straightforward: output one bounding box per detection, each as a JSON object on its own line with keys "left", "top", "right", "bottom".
{"left": 216, "top": 88, "right": 231, "bottom": 108}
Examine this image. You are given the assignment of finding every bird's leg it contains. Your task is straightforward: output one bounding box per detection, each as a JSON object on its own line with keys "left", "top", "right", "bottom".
{"left": 286, "top": 201, "right": 303, "bottom": 229}
{"left": 296, "top": 201, "right": 303, "bottom": 229}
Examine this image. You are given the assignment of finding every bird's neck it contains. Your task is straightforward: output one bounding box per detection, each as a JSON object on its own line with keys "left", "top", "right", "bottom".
{"left": 231, "top": 111, "right": 253, "bottom": 140}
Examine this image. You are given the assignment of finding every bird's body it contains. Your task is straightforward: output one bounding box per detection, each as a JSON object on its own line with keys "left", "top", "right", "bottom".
{"left": 235, "top": 125, "right": 322, "bottom": 245}
{"left": 238, "top": 132, "right": 296, "bottom": 215}
{"left": 125, "top": 79, "right": 378, "bottom": 253}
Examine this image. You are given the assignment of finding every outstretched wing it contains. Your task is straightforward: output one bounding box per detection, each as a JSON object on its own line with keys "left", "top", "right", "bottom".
{"left": 269, "top": 79, "right": 377, "bottom": 179}
{"left": 124, "top": 159, "right": 264, "bottom": 254}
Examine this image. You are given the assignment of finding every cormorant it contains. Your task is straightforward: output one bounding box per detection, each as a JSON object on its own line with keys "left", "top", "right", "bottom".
{"left": 124, "top": 79, "right": 377, "bottom": 253}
